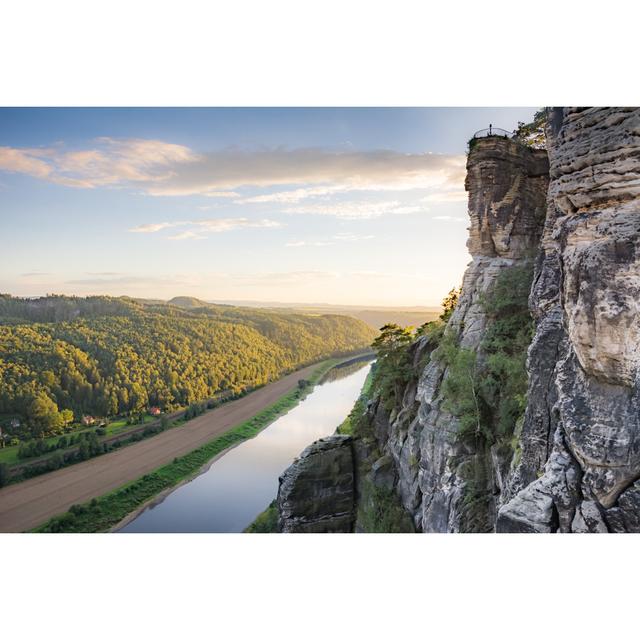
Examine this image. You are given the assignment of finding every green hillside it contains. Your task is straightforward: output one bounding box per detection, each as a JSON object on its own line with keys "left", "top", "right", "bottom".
{"left": 0, "top": 294, "right": 375, "bottom": 439}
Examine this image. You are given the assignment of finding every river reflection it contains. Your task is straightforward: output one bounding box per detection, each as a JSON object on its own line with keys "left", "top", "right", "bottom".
{"left": 120, "top": 362, "right": 372, "bottom": 533}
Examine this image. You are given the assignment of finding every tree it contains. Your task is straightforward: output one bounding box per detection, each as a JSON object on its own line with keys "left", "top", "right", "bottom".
{"left": 514, "top": 109, "right": 547, "bottom": 149}
{"left": 129, "top": 383, "right": 148, "bottom": 414}
{"left": 60, "top": 409, "right": 74, "bottom": 426}
{"left": 372, "top": 324, "right": 415, "bottom": 408}
{"left": 28, "top": 394, "right": 63, "bottom": 436}
{"left": 440, "top": 287, "right": 461, "bottom": 322}
{"left": 0, "top": 293, "right": 376, "bottom": 438}
{"left": 372, "top": 323, "right": 414, "bottom": 358}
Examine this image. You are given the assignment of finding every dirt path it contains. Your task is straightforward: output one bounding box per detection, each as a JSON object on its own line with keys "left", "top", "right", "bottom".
{"left": 0, "top": 362, "right": 323, "bottom": 533}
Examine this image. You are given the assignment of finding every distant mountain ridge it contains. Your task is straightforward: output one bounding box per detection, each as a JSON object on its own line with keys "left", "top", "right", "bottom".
{"left": 166, "top": 296, "right": 442, "bottom": 329}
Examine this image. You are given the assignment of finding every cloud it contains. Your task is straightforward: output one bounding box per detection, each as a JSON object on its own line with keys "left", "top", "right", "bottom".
{"left": 148, "top": 148, "right": 466, "bottom": 197}
{"left": 432, "top": 215, "right": 466, "bottom": 221}
{"left": 20, "top": 271, "right": 51, "bottom": 277}
{"left": 0, "top": 139, "right": 465, "bottom": 199}
{"left": 202, "top": 191, "right": 241, "bottom": 198}
{"left": 283, "top": 200, "right": 423, "bottom": 219}
{"left": 167, "top": 231, "right": 207, "bottom": 241}
{"left": 196, "top": 218, "right": 281, "bottom": 233}
{"left": 0, "top": 138, "right": 198, "bottom": 189}
{"left": 0, "top": 147, "right": 53, "bottom": 179}
{"left": 129, "top": 221, "right": 183, "bottom": 233}
{"left": 128, "top": 217, "right": 282, "bottom": 239}
{"left": 422, "top": 190, "right": 468, "bottom": 203}
{"left": 236, "top": 184, "right": 347, "bottom": 204}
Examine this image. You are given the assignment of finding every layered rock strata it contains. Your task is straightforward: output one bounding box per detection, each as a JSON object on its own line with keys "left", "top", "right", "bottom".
{"left": 498, "top": 107, "right": 640, "bottom": 533}
{"left": 277, "top": 108, "right": 640, "bottom": 533}
{"left": 277, "top": 435, "right": 356, "bottom": 533}
{"left": 391, "top": 137, "right": 548, "bottom": 531}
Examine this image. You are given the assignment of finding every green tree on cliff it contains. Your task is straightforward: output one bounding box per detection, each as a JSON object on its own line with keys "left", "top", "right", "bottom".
{"left": 440, "top": 287, "right": 461, "bottom": 322}
{"left": 372, "top": 324, "right": 414, "bottom": 409}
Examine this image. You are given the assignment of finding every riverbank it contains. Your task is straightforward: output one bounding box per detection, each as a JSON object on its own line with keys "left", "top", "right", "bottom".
{"left": 3, "top": 352, "right": 373, "bottom": 487}
{"left": 31, "top": 356, "right": 365, "bottom": 533}
{"left": 245, "top": 360, "right": 376, "bottom": 533}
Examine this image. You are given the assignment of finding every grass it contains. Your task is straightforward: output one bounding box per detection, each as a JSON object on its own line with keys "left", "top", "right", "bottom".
{"left": 0, "top": 447, "right": 21, "bottom": 466}
{"left": 103, "top": 415, "right": 155, "bottom": 437}
{"left": 244, "top": 500, "right": 279, "bottom": 533}
{"left": 244, "top": 359, "right": 373, "bottom": 533}
{"left": 33, "top": 358, "right": 340, "bottom": 533}
{"left": 0, "top": 415, "right": 157, "bottom": 468}
{"left": 336, "top": 365, "right": 375, "bottom": 436}
{"left": 357, "top": 478, "right": 415, "bottom": 533}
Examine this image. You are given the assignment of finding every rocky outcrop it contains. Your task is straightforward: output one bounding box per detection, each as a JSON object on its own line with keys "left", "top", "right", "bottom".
{"left": 277, "top": 135, "right": 551, "bottom": 533}
{"left": 390, "top": 137, "right": 549, "bottom": 532}
{"left": 498, "top": 107, "right": 640, "bottom": 532}
{"left": 277, "top": 435, "right": 356, "bottom": 533}
{"left": 277, "top": 107, "right": 640, "bottom": 533}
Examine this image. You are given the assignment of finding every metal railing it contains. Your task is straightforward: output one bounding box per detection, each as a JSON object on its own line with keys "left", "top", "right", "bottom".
{"left": 472, "top": 126, "right": 515, "bottom": 140}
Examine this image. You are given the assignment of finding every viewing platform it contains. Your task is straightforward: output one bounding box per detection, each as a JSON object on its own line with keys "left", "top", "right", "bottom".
{"left": 468, "top": 124, "right": 546, "bottom": 152}
{"left": 472, "top": 125, "right": 515, "bottom": 140}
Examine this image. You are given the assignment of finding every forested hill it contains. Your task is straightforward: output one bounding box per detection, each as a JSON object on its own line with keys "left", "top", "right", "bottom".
{"left": 0, "top": 294, "right": 375, "bottom": 437}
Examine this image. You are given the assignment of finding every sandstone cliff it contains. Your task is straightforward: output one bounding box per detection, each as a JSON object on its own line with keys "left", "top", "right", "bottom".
{"left": 276, "top": 107, "right": 640, "bottom": 533}
{"left": 377, "top": 135, "right": 549, "bottom": 532}
{"left": 278, "top": 435, "right": 356, "bottom": 533}
{"left": 498, "top": 107, "right": 640, "bottom": 532}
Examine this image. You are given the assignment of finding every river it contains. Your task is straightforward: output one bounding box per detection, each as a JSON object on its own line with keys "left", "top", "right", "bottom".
{"left": 119, "top": 361, "right": 372, "bottom": 532}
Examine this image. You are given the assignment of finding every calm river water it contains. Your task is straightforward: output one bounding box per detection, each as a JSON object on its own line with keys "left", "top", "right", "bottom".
{"left": 119, "top": 361, "right": 372, "bottom": 533}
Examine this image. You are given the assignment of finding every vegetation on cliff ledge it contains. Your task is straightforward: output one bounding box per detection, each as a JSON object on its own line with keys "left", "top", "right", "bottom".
{"left": 435, "top": 263, "right": 534, "bottom": 447}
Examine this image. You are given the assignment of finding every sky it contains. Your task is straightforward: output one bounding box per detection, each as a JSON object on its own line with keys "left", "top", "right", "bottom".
{"left": 0, "top": 107, "right": 537, "bottom": 306}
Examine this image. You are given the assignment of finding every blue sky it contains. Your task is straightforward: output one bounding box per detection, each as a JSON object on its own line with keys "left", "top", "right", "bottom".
{"left": 0, "top": 107, "right": 536, "bottom": 306}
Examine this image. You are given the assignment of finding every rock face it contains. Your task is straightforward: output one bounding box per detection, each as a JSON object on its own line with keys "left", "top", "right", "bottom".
{"left": 277, "top": 108, "right": 640, "bottom": 533}
{"left": 277, "top": 435, "right": 356, "bottom": 533}
{"left": 498, "top": 107, "right": 640, "bottom": 532}
{"left": 386, "top": 137, "right": 549, "bottom": 532}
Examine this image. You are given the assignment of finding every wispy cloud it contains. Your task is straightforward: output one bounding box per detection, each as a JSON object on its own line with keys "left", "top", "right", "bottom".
{"left": 283, "top": 200, "right": 423, "bottom": 219}
{"left": 0, "top": 148, "right": 53, "bottom": 179}
{"left": 201, "top": 191, "right": 240, "bottom": 198}
{"left": 167, "top": 231, "right": 208, "bottom": 241}
{"left": 129, "top": 221, "right": 183, "bottom": 233}
{"left": 0, "top": 139, "right": 465, "bottom": 199}
{"left": 144, "top": 148, "right": 466, "bottom": 197}
{"left": 0, "top": 138, "right": 198, "bottom": 189}
{"left": 236, "top": 185, "right": 347, "bottom": 204}
{"left": 128, "top": 217, "right": 282, "bottom": 240}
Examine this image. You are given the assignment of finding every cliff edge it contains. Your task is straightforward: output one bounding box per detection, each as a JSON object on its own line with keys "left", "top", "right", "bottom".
{"left": 276, "top": 107, "right": 640, "bottom": 533}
